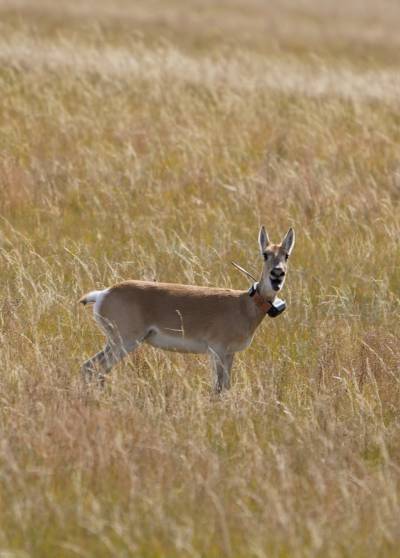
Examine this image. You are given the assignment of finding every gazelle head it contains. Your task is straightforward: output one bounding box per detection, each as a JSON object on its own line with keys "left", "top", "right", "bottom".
{"left": 258, "top": 226, "right": 295, "bottom": 300}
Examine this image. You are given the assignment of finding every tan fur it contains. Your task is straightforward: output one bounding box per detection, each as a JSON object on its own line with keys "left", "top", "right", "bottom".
{"left": 99, "top": 281, "right": 263, "bottom": 351}
{"left": 80, "top": 227, "right": 295, "bottom": 392}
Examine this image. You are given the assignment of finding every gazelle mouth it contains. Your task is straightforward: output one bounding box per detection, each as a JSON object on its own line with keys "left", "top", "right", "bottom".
{"left": 270, "top": 278, "right": 283, "bottom": 291}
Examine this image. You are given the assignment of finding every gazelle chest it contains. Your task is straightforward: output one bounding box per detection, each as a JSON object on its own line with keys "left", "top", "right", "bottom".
{"left": 227, "top": 334, "right": 255, "bottom": 353}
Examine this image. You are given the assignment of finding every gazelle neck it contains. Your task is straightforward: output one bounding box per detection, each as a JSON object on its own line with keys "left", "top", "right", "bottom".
{"left": 248, "top": 282, "right": 274, "bottom": 314}
{"left": 256, "top": 276, "right": 278, "bottom": 303}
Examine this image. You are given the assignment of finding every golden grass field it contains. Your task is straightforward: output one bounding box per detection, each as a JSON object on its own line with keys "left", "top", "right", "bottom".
{"left": 1, "top": 0, "right": 400, "bottom": 556}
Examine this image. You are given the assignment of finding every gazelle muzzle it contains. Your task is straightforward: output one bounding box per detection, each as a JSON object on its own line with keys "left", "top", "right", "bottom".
{"left": 270, "top": 268, "right": 285, "bottom": 291}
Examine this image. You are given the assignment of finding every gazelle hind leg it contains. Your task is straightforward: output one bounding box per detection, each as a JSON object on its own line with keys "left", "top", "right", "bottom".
{"left": 81, "top": 337, "right": 142, "bottom": 386}
{"left": 81, "top": 343, "right": 122, "bottom": 386}
{"left": 210, "top": 351, "right": 234, "bottom": 394}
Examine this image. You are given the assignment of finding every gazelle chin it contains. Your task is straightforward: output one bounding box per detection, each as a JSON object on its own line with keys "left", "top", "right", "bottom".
{"left": 80, "top": 226, "right": 295, "bottom": 392}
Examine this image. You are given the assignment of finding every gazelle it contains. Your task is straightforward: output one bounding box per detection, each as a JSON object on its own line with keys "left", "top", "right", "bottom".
{"left": 80, "top": 226, "right": 295, "bottom": 392}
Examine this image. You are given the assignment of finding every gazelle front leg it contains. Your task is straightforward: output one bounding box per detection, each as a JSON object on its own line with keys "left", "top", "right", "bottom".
{"left": 210, "top": 351, "right": 234, "bottom": 394}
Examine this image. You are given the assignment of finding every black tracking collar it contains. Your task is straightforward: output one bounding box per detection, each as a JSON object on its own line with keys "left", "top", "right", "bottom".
{"left": 248, "top": 282, "right": 287, "bottom": 318}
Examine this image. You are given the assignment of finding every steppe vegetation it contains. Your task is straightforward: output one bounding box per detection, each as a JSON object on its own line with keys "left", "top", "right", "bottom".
{"left": 1, "top": 0, "right": 400, "bottom": 556}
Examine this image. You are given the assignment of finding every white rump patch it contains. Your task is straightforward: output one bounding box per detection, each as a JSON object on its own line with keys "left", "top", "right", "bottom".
{"left": 91, "top": 289, "right": 110, "bottom": 325}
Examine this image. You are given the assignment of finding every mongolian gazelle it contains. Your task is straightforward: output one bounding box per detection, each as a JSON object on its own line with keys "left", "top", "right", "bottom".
{"left": 80, "top": 227, "right": 295, "bottom": 392}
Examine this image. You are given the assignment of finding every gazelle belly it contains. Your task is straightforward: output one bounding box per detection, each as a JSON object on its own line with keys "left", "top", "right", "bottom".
{"left": 145, "top": 328, "right": 209, "bottom": 354}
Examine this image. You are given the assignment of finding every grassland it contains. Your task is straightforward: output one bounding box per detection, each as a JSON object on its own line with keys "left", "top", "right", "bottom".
{"left": 1, "top": 1, "right": 400, "bottom": 556}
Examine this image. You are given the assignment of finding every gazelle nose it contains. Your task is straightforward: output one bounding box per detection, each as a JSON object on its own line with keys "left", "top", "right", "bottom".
{"left": 271, "top": 268, "right": 285, "bottom": 278}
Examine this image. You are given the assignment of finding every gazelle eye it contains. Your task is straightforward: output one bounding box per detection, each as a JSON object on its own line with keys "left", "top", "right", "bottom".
{"left": 263, "top": 252, "right": 269, "bottom": 260}
{"left": 285, "top": 253, "right": 289, "bottom": 261}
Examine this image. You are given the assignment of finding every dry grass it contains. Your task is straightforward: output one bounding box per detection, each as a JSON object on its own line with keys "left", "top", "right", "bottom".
{"left": 1, "top": 0, "right": 400, "bottom": 556}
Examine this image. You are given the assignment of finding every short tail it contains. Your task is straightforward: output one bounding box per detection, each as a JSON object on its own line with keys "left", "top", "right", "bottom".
{"left": 79, "top": 290, "right": 104, "bottom": 306}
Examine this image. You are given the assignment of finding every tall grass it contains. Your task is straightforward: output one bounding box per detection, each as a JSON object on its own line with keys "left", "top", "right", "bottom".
{"left": 1, "top": 1, "right": 400, "bottom": 556}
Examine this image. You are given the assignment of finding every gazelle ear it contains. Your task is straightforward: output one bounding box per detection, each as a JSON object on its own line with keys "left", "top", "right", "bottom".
{"left": 281, "top": 227, "right": 295, "bottom": 255}
{"left": 258, "top": 226, "right": 270, "bottom": 254}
